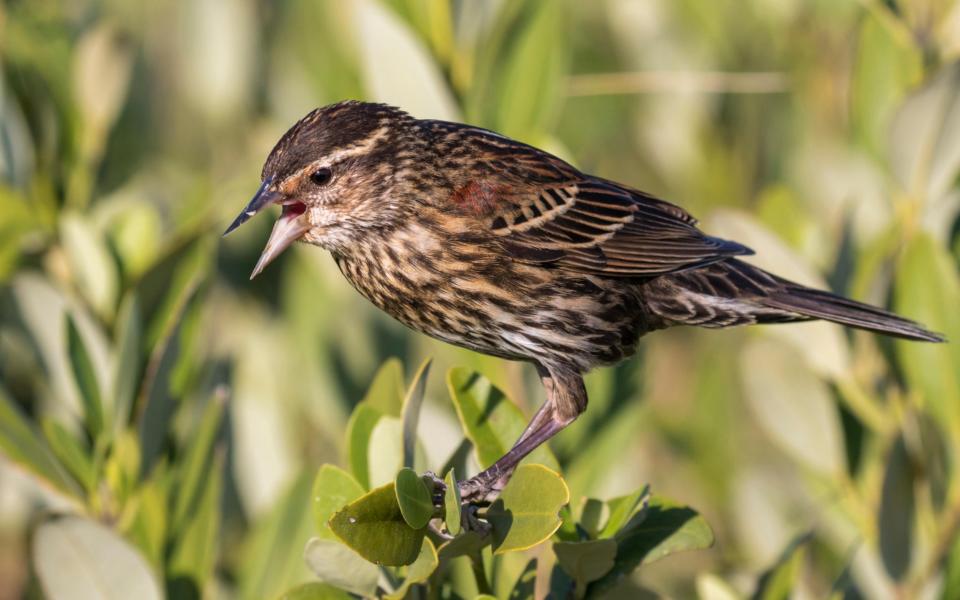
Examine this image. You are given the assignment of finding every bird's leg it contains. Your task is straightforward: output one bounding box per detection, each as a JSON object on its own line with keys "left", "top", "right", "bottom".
{"left": 514, "top": 395, "right": 554, "bottom": 445}
{"left": 460, "top": 411, "right": 566, "bottom": 503}
{"left": 459, "top": 368, "right": 586, "bottom": 504}
{"left": 474, "top": 368, "right": 563, "bottom": 491}
{"left": 506, "top": 364, "right": 580, "bottom": 454}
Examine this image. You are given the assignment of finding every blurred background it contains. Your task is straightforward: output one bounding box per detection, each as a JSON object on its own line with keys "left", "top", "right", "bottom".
{"left": 2, "top": 0, "right": 960, "bottom": 598}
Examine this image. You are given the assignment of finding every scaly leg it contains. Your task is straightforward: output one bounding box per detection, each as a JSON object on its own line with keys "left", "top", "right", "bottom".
{"left": 459, "top": 366, "right": 587, "bottom": 504}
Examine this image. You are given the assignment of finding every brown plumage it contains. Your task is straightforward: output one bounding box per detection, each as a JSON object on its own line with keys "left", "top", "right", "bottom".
{"left": 225, "top": 101, "right": 943, "bottom": 502}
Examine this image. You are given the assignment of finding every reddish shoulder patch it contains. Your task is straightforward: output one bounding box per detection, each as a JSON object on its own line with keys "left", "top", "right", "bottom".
{"left": 450, "top": 180, "right": 507, "bottom": 216}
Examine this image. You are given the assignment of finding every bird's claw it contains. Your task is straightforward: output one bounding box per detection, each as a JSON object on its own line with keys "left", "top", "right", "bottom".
{"left": 457, "top": 472, "right": 508, "bottom": 506}
{"left": 461, "top": 504, "right": 491, "bottom": 537}
{"left": 422, "top": 471, "right": 446, "bottom": 508}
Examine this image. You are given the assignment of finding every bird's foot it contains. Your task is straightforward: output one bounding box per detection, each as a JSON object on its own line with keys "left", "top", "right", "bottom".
{"left": 457, "top": 471, "right": 511, "bottom": 506}
{"left": 461, "top": 503, "right": 492, "bottom": 537}
{"left": 421, "top": 471, "right": 446, "bottom": 508}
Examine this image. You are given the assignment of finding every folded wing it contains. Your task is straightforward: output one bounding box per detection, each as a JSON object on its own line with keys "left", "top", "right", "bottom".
{"left": 482, "top": 164, "right": 752, "bottom": 277}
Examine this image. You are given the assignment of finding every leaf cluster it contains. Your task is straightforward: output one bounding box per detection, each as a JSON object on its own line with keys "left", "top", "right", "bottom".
{"left": 285, "top": 361, "right": 713, "bottom": 599}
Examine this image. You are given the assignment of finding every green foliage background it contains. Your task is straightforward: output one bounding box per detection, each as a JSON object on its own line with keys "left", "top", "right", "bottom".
{"left": 2, "top": 0, "right": 960, "bottom": 598}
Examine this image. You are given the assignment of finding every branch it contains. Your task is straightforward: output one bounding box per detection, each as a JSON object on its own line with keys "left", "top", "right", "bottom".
{"left": 566, "top": 70, "right": 789, "bottom": 96}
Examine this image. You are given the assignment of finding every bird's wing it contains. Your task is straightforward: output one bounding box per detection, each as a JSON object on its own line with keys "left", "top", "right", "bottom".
{"left": 454, "top": 147, "right": 753, "bottom": 277}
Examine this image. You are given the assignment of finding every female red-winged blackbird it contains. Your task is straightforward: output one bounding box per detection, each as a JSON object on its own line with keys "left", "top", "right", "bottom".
{"left": 225, "top": 101, "right": 943, "bottom": 502}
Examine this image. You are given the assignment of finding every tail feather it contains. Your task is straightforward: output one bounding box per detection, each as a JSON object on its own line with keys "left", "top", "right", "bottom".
{"left": 764, "top": 286, "right": 944, "bottom": 342}
{"left": 650, "top": 259, "right": 945, "bottom": 342}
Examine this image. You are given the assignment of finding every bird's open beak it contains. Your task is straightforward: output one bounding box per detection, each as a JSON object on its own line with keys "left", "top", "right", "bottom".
{"left": 223, "top": 178, "right": 311, "bottom": 280}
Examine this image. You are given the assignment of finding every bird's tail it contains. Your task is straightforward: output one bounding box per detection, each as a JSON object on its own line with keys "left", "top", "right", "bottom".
{"left": 647, "top": 259, "right": 945, "bottom": 342}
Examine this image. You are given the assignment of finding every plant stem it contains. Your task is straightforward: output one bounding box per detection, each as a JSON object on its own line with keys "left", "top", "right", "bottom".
{"left": 908, "top": 494, "right": 960, "bottom": 594}
{"left": 470, "top": 552, "right": 493, "bottom": 596}
{"left": 856, "top": 0, "right": 916, "bottom": 48}
{"left": 836, "top": 377, "right": 890, "bottom": 434}
{"left": 567, "top": 71, "right": 788, "bottom": 96}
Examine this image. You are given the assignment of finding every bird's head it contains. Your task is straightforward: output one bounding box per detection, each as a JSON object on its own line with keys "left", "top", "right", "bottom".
{"left": 224, "top": 101, "right": 415, "bottom": 279}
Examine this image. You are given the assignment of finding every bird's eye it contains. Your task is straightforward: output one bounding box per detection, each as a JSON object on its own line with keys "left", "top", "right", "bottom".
{"left": 310, "top": 168, "right": 333, "bottom": 186}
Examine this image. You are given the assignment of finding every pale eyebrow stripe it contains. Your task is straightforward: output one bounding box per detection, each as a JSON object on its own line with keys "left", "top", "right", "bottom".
{"left": 277, "top": 125, "right": 390, "bottom": 193}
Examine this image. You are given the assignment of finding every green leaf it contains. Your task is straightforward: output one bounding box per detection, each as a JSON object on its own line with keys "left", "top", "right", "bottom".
{"left": 353, "top": 0, "right": 460, "bottom": 120}
{"left": 401, "top": 358, "right": 431, "bottom": 468}
{"left": 313, "top": 464, "right": 366, "bottom": 540}
{"left": 33, "top": 515, "right": 162, "bottom": 600}
{"left": 578, "top": 498, "right": 606, "bottom": 539}
{"left": 40, "top": 417, "right": 95, "bottom": 493}
{"left": 125, "top": 471, "right": 169, "bottom": 567}
{"left": 491, "top": 1, "right": 565, "bottom": 140}
{"left": 0, "top": 223, "right": 29, "bottom": 283}
{"left": 60, "top": 212, "right": 119, "bottom": 318}
{"left": 72, "top": 21, "right": 133, "bottom": 155}
{"left": 436, "top": 530, "right": 487, "bottom": 561}
{"left": 447, "top": 368, "right": 558, "bottom": 471}
{"left": 10, "top": 276, "right": 112, "bottom": 433}
{"left": 368, "top": 416, "right": 427, "bottom": 489}
{"left": 329, "top": 482, "right": 426, "bottom": 566}
{"left": 345, "top": 403, "right": 384, "bottom": 489}
{"left": 599, "top": 487, "right": 650, "bottom": 539}
{"left": 136, "top": 334, "right": 180, "bottom": 476}
{"left": 895, "top": 235, "right": 960, "bottom": 435}
{"left": 304, "top": 537, "right": 380, "bottom": 597}
{"left": 696, "top": 574, "right": 743, "bottom": 600}
{"left": 111, "top": 291, "right": 141, "bottom": 432}
{"left": 463, "top": 0, "right": 526, "bottom": 120}
{"left": 168, "top": 450, "right": 223, "bottom": 599}
{"left": 108, "top": 201, "right": 162, "bottom": 279}
{"left": 944, "top": 529, "right": 960, "bottom": 600}
{"left": 103, "top": 429, "right": 140, "bottom": 507}
{"left": 486, "top": 464, "right": 570, "bottom": 554}
{"left": 553, "top": 539, "right": 617, "bottom": 594}
{"left": 383, "top": 0, "right": 455, "bottom": 66}
{"left": 139, "top": 235, "right": 211, "bottom": 352}
{"left": 444, "top": 469, "right": 462, "bottom": 535}
{"left": 271, "top": 0, "right": 363, "bottom": 106}
{"left": 395, "top": 467, "right": 434, "bottom": 529}
{"left": 850, "top": 12, "right": 921, "bottom": 155}
{"left": 0, "top": 384, "right": 80, "bottom": 499}
{"left": 384, "top": 537, "right": 439, "bottom": 600}
{"left": 362, "top": 357, "right": 405, "bottom": 417}
{"left": 368, "top": 416, "right": 404, "bottom": 488}
{"left": 238, "top": 472, "right": 315, "bottom": 600}
{"left": 562, "top": 403, "right": 644, "bottom": 504}
{"left": 890, "top": 62, "right": 960, "bottom": 205}
{"left": 753, "top": 535, "right": 808, "bottom": 600}
{"left": 137, "top": 241, "right": 211, "bottom": 474}
{"left": 555, "top": 505, "right": 579, "bottom": 542}
{"left": 277, "top": 582, "right": 352, "bottom": 600}
{"left": 587, "top": 496, "right": 714, "bottom": 596}
{"left": 507, "top": 557, "right": 538, "bottom": 600}
{"left": 67, "top": 314, "right": 105, "bottom": 439}
{"left": 914, "top": 414, "right": 949, "bottom": 511}
{"left": 740, "top": 339, "right": 845, "bottom": 476}
{"left": 878, "top": 436, "right": 914, "bottom": 581}
{"left": 171, "top": 391, "right": 225, "bottom": 534}
{"left": 619, "top": 496, "right": 714, "bottom": 561}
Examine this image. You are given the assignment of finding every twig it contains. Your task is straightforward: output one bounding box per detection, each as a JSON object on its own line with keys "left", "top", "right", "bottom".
{"left": 836, "top": 377, "right": 891, "bottom": 435}
{"left": 856, "top": 0, "right": 916, "bottom": 47}
{"left": 470, "top": 552, "right": 494, "bottom": 596}
{"left": 909, "top": 495, "right": 960, "bottom": 594}
{"left": 566, "top": 70, "right": 789, "bottom": 96}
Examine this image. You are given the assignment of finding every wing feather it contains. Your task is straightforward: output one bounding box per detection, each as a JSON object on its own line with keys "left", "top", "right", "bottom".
{"left": 487, "top": 178, "right": 750, "bottom": 276}
{"left": 442, "top": 125, "right": 751, "bottom": 277}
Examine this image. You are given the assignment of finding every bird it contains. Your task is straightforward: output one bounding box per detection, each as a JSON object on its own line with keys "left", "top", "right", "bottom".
{"left": 224, "top": 100, "right": 944, "bottom": 503}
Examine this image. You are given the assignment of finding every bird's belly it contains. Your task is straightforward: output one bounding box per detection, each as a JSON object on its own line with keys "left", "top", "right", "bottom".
{"left": 334, "top": 249, "right": 643, "bottom": 370}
